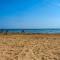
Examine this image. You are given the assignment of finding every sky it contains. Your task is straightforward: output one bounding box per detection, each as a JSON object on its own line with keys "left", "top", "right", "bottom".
{"left": 0, "top": 0, "right": 60, "bottom": 29}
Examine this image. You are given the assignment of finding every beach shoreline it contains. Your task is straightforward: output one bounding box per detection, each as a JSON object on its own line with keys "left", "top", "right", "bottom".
{"left": 0, "top": 33, "right": 60, "bottom": 38}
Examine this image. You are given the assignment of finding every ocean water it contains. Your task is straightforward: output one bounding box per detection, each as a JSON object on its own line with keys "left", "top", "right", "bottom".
{"left": 0, "top": 29, "right": 60, "bottom": 34}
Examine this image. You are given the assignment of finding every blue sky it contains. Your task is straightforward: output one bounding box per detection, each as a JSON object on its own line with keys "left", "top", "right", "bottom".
{"left": 0, "top": 0, "right": 60, "bottom": 29}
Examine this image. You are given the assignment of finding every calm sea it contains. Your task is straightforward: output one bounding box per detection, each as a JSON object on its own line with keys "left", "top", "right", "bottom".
{"left": 0, "top": 29, "right": 60, "bottom": 34}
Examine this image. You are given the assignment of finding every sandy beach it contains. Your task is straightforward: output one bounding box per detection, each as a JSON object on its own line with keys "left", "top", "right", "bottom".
{"left": 0, "top": 34, "right": 60, "bottom": 60}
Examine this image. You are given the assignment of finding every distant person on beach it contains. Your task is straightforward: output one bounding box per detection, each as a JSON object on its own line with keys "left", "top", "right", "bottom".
{"left": 5, "top": 30, "right": 8, "bottom": 35}
{"left": 21, "top": 30, "right": 24, "bottom": 33}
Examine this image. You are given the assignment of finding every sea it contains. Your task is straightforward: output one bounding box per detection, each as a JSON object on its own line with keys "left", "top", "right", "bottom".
{"left": 0, "top": 29, "right": 60, "bottom": 34}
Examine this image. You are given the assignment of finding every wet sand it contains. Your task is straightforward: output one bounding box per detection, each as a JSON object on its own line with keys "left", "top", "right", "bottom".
{"left": 0, "top": 34, "right": 60, "bottom": 60}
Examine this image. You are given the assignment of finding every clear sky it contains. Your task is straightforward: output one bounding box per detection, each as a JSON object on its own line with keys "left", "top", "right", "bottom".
{"left": 0, "top": 0, "right": 60, "bottom": 29}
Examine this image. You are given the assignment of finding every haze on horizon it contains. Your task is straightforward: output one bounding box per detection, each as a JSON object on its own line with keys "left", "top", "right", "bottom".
{"left": 0, "top": 0, "right": 60, "bottom": 29}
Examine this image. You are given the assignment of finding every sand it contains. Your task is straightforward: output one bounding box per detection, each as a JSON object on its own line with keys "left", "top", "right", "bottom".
{"left": 0, "top": 34, "right": 60, "bottom": 60}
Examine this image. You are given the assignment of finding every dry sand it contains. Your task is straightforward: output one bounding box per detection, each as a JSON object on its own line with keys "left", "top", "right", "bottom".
{"left": 0, "top": 34, "right": 60, "bottom": 60}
